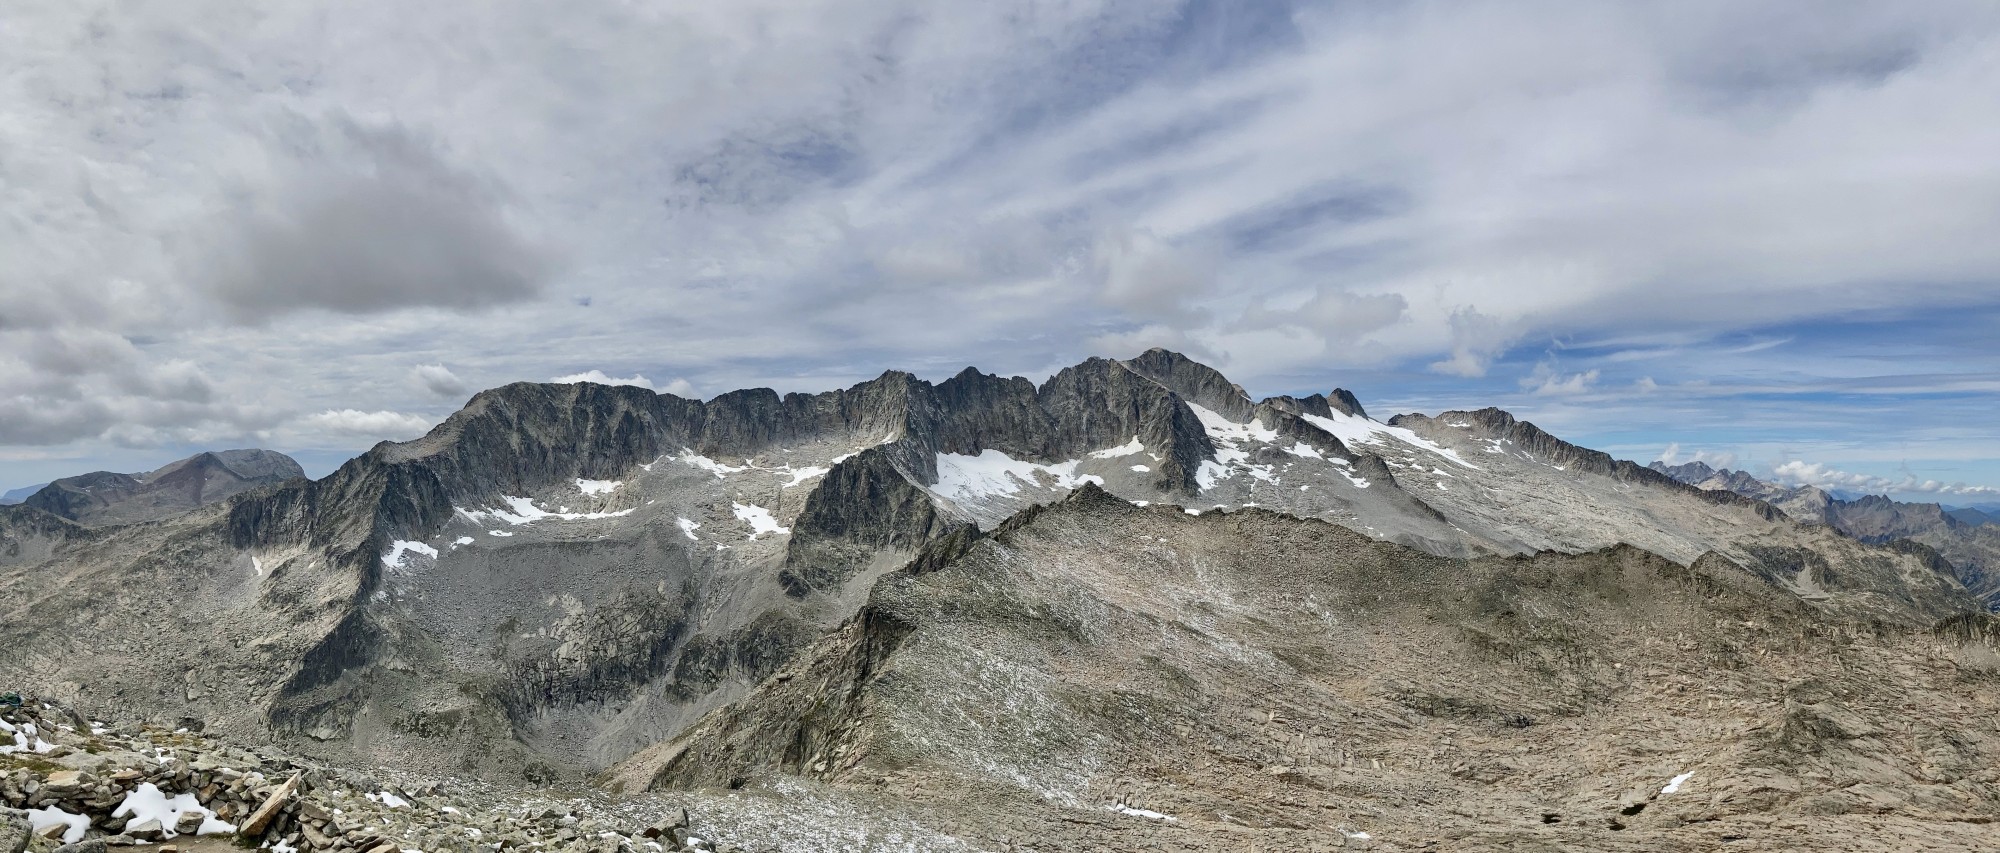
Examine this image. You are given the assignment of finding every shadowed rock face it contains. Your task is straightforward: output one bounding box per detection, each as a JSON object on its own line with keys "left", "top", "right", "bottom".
{"left": 0, "top": 349, "right": 1987, "bottom": 795}
{"left": 23, "top": 449, "right": 304, "bottom": 526}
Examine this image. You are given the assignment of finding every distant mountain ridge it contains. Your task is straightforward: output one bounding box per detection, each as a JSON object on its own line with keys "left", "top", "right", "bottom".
{"left": 22, "top": 448, "right": 304, "bottom": 526}
{"left": 1649, "top": 460, "right": 2000, "bottom": 609}
{"left": 0, "top": 483, "right": 47, "bottom": 505}
{"left": 1948, "top": 507, "right": 1997, "bottom": 527}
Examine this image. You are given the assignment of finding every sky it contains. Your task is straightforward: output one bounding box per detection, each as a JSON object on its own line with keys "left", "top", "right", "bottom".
{"left": 3, "top": 0, "right": 1999, "bottom": 504}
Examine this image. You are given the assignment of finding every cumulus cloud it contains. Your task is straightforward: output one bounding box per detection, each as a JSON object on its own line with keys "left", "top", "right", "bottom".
{"left": 1430, "top": 308, "right": 1515, "bottom": 378}
{"left": 1656, "top": 443, "right": 1737, "bottom": 470}
{"left": 1769, "top": 460, "right": 2000, "bottom": 498}
{"left": 412, "top": 364, "right": 469, "bottom": 399}
{"left": 301, "top": 410, "right": 436, "bottom": 439}
{"left": 0, "top": 326, "right": 267, "bottom": 446}
{"left": 551, "top": 371, "right": 698, "bottom": 397}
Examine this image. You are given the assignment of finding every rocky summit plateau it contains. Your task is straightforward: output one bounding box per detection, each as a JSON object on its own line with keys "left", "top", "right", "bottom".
{"left": 4, "top": 349, "right": 1998, "bottom": 853}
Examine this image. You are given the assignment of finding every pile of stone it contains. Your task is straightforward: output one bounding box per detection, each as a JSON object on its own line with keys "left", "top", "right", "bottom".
{"left": 2, "top": 697, "right": 734, "bottom": 853}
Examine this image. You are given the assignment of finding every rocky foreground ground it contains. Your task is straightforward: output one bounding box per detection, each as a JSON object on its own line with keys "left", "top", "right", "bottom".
{"left": 1, "top": 697, "right": 980, "bottom": 853}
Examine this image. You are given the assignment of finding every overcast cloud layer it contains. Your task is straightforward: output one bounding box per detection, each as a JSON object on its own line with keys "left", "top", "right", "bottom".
{"left": 3, "top": 0, "right": 1998, "bottom": 501}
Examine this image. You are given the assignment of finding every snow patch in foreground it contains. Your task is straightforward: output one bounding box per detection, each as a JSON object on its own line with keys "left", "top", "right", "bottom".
{"left": 26, "top": 806, "right": 88, "bottom": 844}
{"left": 929, "top": 450, "right": 1103, "bottom": 503}
{"left": 676, "top": 517, "right": 701, "bottom": 540}
{"left": 732, "top": 503, "right": 788, "bottom": 538}
{"left": 113, "top": 783, "right": 235, "bottom": 837}
{"left": 1661, "top": 771, "right": 1694, "bottom": 795}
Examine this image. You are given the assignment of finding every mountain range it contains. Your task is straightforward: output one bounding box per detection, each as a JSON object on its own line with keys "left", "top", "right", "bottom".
{"left": 1649, "top": 460, "right": 2000, "bottom": 609}
{"left": 11, "top": 449, "right": 303, "bottom": 526}
{"left": 3, "top": 349, "right": 1997, "bottom": 851}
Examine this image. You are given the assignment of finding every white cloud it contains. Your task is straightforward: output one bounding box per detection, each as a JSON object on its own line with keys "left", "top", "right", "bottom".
{"left": 1655, "top": 443, "right": 1737, "bottom": 470}
{"left": 550, "top": 371, "right": 697, "bottom": 397}
{"left": 1, "top": 0, "right": 1998, "bottom": 492}
{"left": 412, "top": 364, "right": 468, "bottom": 398}
{"left": 1530, "top": 369, "right": 1600, "bottom": 397}
{"left": 1770, "top": 459, "right": 2000, "bottom": 498}
{"left": 552, "top": 371, "right": 654, "bottom": 390}
{"left": 301, "top": 410, "right": 435, "bottom": 439}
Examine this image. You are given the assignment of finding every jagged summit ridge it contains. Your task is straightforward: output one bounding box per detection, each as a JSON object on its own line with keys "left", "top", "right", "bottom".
{"left": 0, "top": 348, "right": 1985, "bottom": 799}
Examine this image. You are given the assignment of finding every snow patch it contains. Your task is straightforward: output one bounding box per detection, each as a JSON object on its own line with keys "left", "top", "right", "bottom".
{"left": 1109, "top": 804, "right": 1177, "bottom": 822}
{"left": 677, "top": 450, "right": 748, "bottom": 478}
{"left": 382, "top": 540, "right": 439, "bottom": 568}
{"left": 458, "top": 496, "right": 635, "bottom": 526}
{"left": 732, "top": 503, "right": 788, "bottom": 538}
{"left": 1130, "top": 464, "right": 1151, "bottom": 472}
{"left": 1196, "top": 461, "right": 1225, "bottom": 491}
{"left": 113, "top": 783, "right": 235, "bottom": 837}
{"left": 575, "top": 478, "right": 622, "bottom": 496}
{"left": 675, "top": 517, "right": 701, "bottom": 541}
{"left": 782, "top": 465, "right": 830, "bottom": 488}
{"left": 1188, "top": 404, "right": 1287, "bottom": 490}
{"left": 26, "top": 806, "right": 88, "bottom": 844}
{"left": 367, "top": 791, "right": 410, "bottom": 808}
{"left": 1089, "top": 437, "right": 1145, "bottom": 458}
{"left": 1661, "top": 771, "right": 1694, "bottom": 795}
{"left": 1187, "top": 404, "right": 1278, "bottom": 445}
{"left": 929, "top": 450, "right": 1103, "bottom": 503}
{"left": 1301, "top": 411, "right": 1479, "bottom": 469}
{"left": 452, "top": 536, "right": 475, "bottom": 547}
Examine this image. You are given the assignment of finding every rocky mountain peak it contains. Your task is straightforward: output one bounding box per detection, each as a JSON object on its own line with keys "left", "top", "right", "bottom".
{"left": 1648, "top": 460, "right": 1717, "bottom": 484}
{"left": 1119, "top": 348, "right": 1255, "bottom": 421}
{"left": 1328, "top": 387, "right": 1369, "bottom": 419}
{"left": 21, "top": 449, "right": 304, "bottom": 527}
